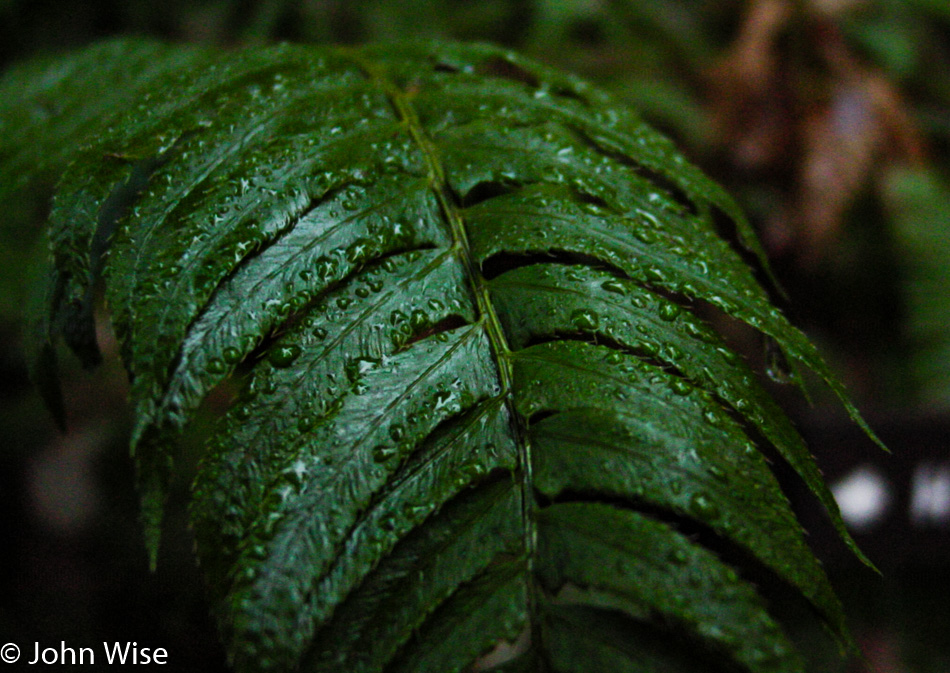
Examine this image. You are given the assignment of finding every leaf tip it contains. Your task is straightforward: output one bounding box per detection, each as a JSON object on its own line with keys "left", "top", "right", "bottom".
{"left": 140, "top": 492, "right": 164, "bottom": 573}
{"left": 135, "top": 452, "right": 171, "bottom": 573}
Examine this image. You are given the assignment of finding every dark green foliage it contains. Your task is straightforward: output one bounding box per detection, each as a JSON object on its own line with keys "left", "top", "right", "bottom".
{"left": 1, "top": 39, "right": 879, "bottom": 672}
{"left": 885, "top": 167, "right": 950, "bottom": 404}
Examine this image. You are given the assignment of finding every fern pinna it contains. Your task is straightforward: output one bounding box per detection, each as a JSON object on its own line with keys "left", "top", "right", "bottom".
{"left": 1, "top": 39, "right": 880, "bottom": 673}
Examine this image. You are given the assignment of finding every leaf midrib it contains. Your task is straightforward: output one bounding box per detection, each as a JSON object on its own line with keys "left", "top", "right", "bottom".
{"left": 344, "top": 46, "right": 538, "bottom": 639}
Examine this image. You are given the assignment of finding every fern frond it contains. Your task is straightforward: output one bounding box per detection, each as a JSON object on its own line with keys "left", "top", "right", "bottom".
{"left": 0, "top": 39, "right": 881, "bottom": 673}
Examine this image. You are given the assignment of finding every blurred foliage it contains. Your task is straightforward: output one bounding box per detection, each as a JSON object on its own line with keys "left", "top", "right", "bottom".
{"left": 884, "top": 167, "right": 950, "bottom": 407}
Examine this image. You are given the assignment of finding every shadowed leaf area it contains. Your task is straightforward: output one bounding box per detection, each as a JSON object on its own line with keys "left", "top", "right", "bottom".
{"left": 0, "top": 39, "right": 881, "bottom": 673}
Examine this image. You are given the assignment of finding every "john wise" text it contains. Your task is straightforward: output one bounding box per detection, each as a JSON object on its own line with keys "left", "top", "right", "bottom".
{"left": 27, "top": 641, "right": 167, "bottom": 665}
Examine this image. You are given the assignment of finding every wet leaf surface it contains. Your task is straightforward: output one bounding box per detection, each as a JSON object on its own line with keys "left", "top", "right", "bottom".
{"left": 0, "top": 39, "right": 881, "bottom": 673}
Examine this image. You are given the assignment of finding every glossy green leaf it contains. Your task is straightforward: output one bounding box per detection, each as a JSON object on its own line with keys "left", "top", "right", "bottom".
{"left": 536, "top": 503, "right": 804, "bottom": 673}
{"left": 2, "top": 38, "right": 881, "bottom": 673}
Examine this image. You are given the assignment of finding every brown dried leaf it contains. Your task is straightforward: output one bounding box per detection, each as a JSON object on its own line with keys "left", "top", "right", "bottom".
{"left": 709, "top": 0, "right": 794, "bottom": 169}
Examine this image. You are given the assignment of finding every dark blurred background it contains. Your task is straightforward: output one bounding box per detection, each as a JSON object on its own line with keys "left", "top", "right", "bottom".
{"left": 0, "top": 1, "right": 948, "bottom": 671}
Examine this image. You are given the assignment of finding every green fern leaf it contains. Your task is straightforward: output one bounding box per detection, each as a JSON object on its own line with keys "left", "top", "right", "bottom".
{"left": 1, "top": 39, "right": 881, "bottom": 673}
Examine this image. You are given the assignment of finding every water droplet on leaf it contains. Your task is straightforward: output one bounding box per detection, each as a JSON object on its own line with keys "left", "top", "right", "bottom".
{"left": 658, "top": 303, "right": 680, "bottom": 321}
{"left": 601, "top": 279, "right": 626, "bottom": 295}
{"left": 269, "top": 344, "right": 302, "bottom": 368}
{"left": 206, "top": 358, "right": 227, "bottom": 374}
{"left": 222, "top": 347, "right": 242, "bottom": 364}
{"left": 670, "top": 379, "right": 692, "bottom": 395}
{"left": 689, "top": 493, "right": 720, "bottom": 520}
{"left": 373, "top": 445, "right": 398, "bottom": 462}
{"left": 570, "top": 308, "right": 599, "bottom": 330}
